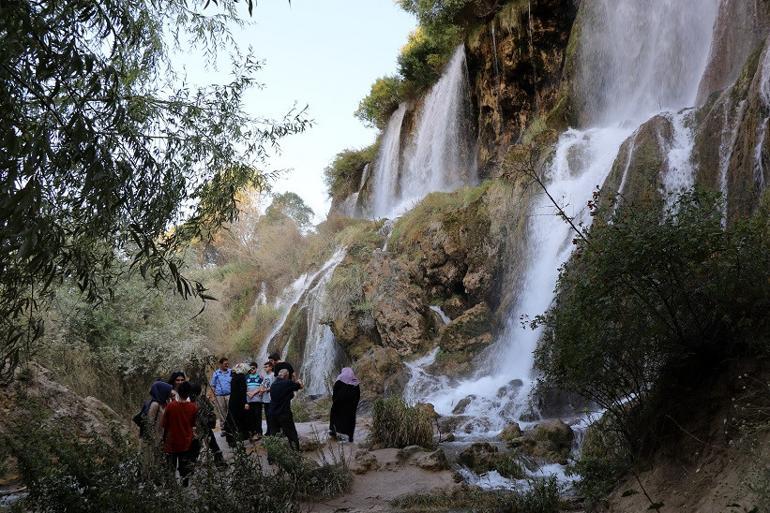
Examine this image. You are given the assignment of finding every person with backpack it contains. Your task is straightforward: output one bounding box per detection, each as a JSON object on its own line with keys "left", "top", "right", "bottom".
{"left": 189, "top": 382, "right": 224, "bottom": 466}
{"left": 135, "top": 379, "right": 173, "bottom": 441}
{"left": 160, "top": 381, "right": 198, "bottom": 486}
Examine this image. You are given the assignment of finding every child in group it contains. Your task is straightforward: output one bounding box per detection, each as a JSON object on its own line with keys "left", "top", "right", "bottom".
{"left": 259, "top": 361, "right": 274, "bottom": 436}
{"left": 245, "top": 361, "right": 263, "bottom": 439}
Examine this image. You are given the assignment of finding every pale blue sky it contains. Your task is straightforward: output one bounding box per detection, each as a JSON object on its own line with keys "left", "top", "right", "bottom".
{"left": 179, "top": 1, "right": 416, "bottom": 221}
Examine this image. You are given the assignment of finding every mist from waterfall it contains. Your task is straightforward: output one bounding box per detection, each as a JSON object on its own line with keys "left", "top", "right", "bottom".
{"left": 369, "top": 45, "right": 476, "bottom": 219}
{"left": 405, "top": 0, "right": 720, "bottom": 435}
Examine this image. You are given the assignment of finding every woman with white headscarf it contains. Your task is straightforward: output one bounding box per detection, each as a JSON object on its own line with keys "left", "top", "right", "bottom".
{"left": 328, "top": 367, "right": 361, "bottom": 442}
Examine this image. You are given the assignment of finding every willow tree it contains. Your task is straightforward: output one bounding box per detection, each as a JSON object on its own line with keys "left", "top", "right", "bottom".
{"left": 0, "top": 0, "right": 307, "bottom": 380}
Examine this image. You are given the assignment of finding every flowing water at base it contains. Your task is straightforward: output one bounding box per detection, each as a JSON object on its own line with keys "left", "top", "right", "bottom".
{"left": 404, "top": 126, "right": 633, "bottom": 436}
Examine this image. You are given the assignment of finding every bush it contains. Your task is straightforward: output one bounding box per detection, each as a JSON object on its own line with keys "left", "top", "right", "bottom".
{"left": 323, "top": 145, "right": 379, "bottom": 203}
{"left": 570, "top": 417, "right": 631, "bottom": 508}
{"left": 37, "top": 275, "right": 211, "bottom": 417}
{"left": 397, "top": 25, "right": 463, "bottom": 93}
{"left": 262, "top": 436, "right": 351, "bottom": 499}
{"left": 398, "top": 0, "right": 476, "bottom": 29}
{"left": 534, "top": 190, "right": 770, "bottom": 452}
{"left": 371, "top": 397, "right": 435, "bottom": 449}
{"left": 4, "top": 413, "right": 298, "bottom": 513}
{"left": 355, "top": 76, "right": 404, "bottom": 129}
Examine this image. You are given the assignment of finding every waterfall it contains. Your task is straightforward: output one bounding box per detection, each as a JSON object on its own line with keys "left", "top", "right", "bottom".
{"left": 661, "top": 109, "right": 697, "bottom": 209}
{"left": 718, "top": 99, "right": 747, "bottom": 225}
{"left": 370, "top": 45, "right": 477, "bottom": 218}
{"left": 259, "top": 250, "right": 346, "bottom": 382}
{"left": 577, "top": 0, "right": 718, "bottom": 125}
{"left": 370, "top": 104, "right": 407, "bottom": 218}
{"left": 298, "top": 248, "right": 346, "bottom": 395}
{"left": 405, "top": 0, "right": 719, "bottom": 435}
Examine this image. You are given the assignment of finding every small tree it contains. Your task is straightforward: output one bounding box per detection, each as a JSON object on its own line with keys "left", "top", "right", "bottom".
{"left": 534, "top": 191, "right": 770, "bottom": 450}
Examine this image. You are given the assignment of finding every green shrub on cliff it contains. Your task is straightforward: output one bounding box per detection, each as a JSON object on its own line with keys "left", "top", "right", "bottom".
{"left": 323, "top": 145, "right": 379, "bottom": 202}
{"left": 535, "top": 190, "right": 770, "bottom": 452}
{"left": 355, "top": 76, "right": 404, "bottom": 129}
{"left": 398, "top": 0, "right": 476, "bottom": 29}
{"left": 398, "top": 25, "right": 463, "bottom": 93}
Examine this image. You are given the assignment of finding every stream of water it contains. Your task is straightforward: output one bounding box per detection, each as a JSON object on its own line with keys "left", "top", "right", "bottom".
{"left": 404, "top": 0, "right": 720, "bottom": 438}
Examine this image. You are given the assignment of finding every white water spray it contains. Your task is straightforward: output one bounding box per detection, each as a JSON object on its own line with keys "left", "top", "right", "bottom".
{"left": 371, "top": 46, "right": 477, "bottom": 218}
{"left": 405, "top": 0, "right": 719, "bottom": 435}
{"left": 259, "top": 250, "right": 346, "bottom": 391}
{"left": 370, "top": 104, "right": 407, "bottom": 218}
{"left": 661, "top": 109, "right": 698, "bottom": 209}
{"left": 299, "top": 249, "right": 346, "bottom": 395}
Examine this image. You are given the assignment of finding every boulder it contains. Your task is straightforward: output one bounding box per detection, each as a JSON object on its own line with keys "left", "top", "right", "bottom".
{"left": 413, "top": 449, "right": 449, "bottom": 471}
{"left": 452, "top": 395, "right": 476, "bottom": 415}
{"left": 397, "top": 445, "right": 423, "bottom": 460}
{"left": 500, "top": 422, "right": 523, "bottom": 443}
{"left": 439, "top": 302, "right": 493, "bottom": 353}
{"left": 352, "top": 449, "right": 380, "bottom": 475}
{"left": 521, "top": 419, "right": 575, "bottom": 464}
{"left": 457, "top": 443, "right": 500, "bottom": 474}
{"left": 353, "top": 346, "right": 409, "bottom": 402}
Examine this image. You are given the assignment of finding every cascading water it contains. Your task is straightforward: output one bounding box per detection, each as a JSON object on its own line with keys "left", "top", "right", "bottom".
{"left": 370, "top": 45, "right": 477, "bottom": 218}
{"left": 259, "top": 250, "right": 346, "bottom": 392}
{"left": 754, "top": 38, "right": 770, "bottom": 189}
{"left": 661, "top": 109, "right": 698, "bottom": 209}
{"left": 370, "top": 104, "right": 407, "bottom": 218}
{"left": 405, "top": 0, "right": 720, "bottom": 437}
{"left": 298, "top": 248, "right": 346, "bottom": 395}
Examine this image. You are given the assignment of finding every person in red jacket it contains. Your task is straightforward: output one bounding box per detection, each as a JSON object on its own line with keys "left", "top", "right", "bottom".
{"left": 160, "top": 381, "right": 198, "bottom": 486}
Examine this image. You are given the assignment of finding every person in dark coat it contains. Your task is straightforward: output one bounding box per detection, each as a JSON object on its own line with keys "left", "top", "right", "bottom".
{"left": 225, "top": 363, "right": 249, "bottom": 445}
{"left": 328, "top": 367, "right": 360, "bottom": 442}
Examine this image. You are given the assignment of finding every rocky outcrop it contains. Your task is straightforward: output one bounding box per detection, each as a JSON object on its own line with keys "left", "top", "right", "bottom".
{"left": 511, "top": 419, "right": 574, "bottom": 465}
{"left": 0, "top": 364, "right": 126, "bottom": 439}
{"left": 352, "top": 346, "right": 409, "bottom": 402}
{"left": 466, "top": 0, "right": 580, "bottom": 173}
{"left": 327, "top": 179, "right": 533, "bottom": 386}
{"left": 693, "top": 37, "right": 770, "bottom": 222}
{"left": 696, "top": 0, "right": 770, "bottom": 103}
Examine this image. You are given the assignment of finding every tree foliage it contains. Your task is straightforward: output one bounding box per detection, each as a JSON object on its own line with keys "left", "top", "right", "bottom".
{"left": 397, "top": 25, "right": 463, "bottom": 92}
{"left": 354, "top": 75, "right": 403, "bottom": 129}
{"left": 398, "top": 0, "right": 478, "bottom": 29}
{"left": 323, "top": 145, "right": 378, "bottom": 203}
{"left": 534, "top": 191, "right": 770, "bottom": 449}
{"left": 0, "top": 0, "right": 308, "bottom": 380}
{"left": 266, "top": 192, "right": 314, "bottom": 229}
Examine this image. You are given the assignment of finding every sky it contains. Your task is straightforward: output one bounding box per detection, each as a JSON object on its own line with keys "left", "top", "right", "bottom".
{"left": 179, "top": 1, "right": 416, "bottom": 222}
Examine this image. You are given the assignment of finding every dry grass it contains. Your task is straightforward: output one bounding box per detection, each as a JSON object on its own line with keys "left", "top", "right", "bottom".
{"left": 370, "top": 397, "right": 435, "bottom": 449}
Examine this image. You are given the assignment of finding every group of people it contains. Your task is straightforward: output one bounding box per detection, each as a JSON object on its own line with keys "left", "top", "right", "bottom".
{"left": 211, "top": 354, "right": 303, "bottom": 449}
{"left": 135, "top": 352, "right": 361, "bottom": 486}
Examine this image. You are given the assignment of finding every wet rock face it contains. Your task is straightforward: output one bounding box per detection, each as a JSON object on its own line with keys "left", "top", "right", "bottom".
{"left": 365, "top": 254, "right": 431, "bottom": 356}
{"left": 353, "top": 346, "right": 409, "bottom": 402}
{"left": 439, "top": 302, "right": 492, "bottom": 352}
{"left": 329, "top": 182, "right": 518, "bottom": 384}
{"left": 467, "top": 0, "right": 579, "bottom": 172}
{"left": 696, "top": 0, "right": 770, "bottom": 103}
